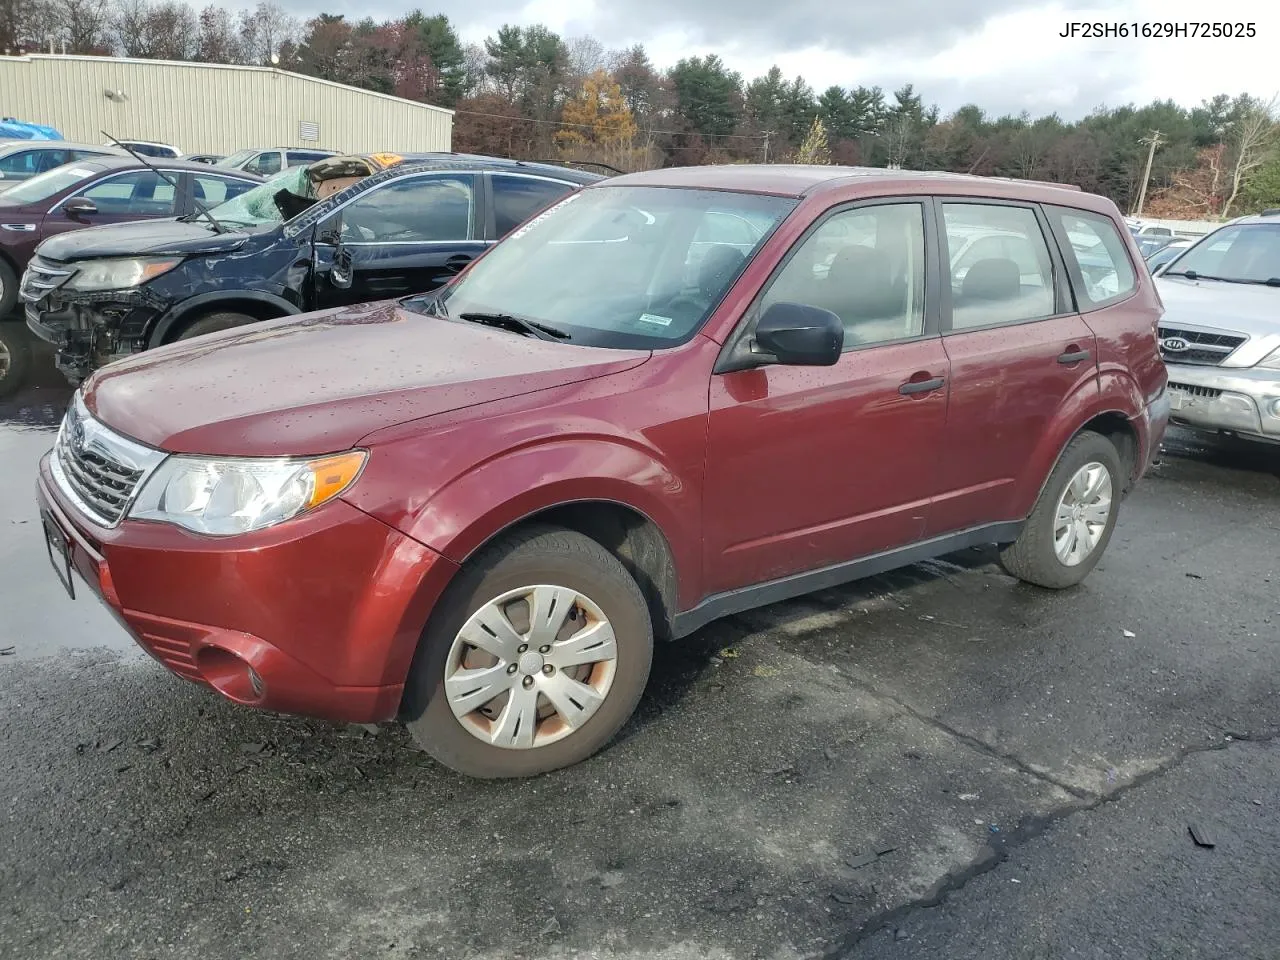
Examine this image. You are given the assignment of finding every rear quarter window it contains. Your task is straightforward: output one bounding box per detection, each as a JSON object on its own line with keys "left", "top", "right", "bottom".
{"left": 1047, "top": 206, "right": 1137, "bottom": 309}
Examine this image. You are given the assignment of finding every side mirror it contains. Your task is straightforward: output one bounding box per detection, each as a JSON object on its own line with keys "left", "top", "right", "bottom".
{"left": 329, "top": 245, "right": 352, "bottom": 289}
{"left": 64, "top": 197, "right": 98, "bottom": 217}
{"left": 753, "top": 301, "right": 843, "bottom": 366}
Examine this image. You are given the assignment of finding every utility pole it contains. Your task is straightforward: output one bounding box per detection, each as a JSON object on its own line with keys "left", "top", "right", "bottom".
{"left": 1134, "top": 129, "right": 1166, "bottom": 218}
{"left": 762, "top": 130, "right": 774, "bottom": 164}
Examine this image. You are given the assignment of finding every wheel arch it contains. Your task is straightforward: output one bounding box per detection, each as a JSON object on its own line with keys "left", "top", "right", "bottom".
{"left": 148, "top": 291, "right": 301, "bottom": 346}
{"left": 1015, "top": 406, "right": 1141, "bottom": 522}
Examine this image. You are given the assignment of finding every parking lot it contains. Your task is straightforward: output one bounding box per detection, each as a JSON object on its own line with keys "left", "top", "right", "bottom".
{"left": 1, "top": 317, "right": 1278, "bottom": 960}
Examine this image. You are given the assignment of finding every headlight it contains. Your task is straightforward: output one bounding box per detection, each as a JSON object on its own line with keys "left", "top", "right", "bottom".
{"left": 129, "top": 450, "right": 367, "bottom": 535}
{"left": 64, "top": 257, "right": 182, "bottom": 292}
{"left": 1259, "top": 347, "right": 1280, "bottom": 370}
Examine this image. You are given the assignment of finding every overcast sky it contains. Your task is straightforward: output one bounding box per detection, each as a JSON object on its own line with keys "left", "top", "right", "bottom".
{"left": 304, "top": 0, "right": 1277, "bottom": 120}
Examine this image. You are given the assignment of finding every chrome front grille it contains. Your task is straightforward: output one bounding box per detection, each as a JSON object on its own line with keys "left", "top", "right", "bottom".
{"left": 1157, "top": 325, "right": 1247, "bottom": 366}
{"left": 50, "top": 393, "right": 166, "bottom": 527}
{"left": 20, "top": 256, "right": 72, "bottom": 302}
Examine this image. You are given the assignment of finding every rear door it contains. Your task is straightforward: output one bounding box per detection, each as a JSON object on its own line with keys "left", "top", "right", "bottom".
{"left": 486, "top": 173, "right": 581, "bottom": 241}
{"left": 310, "top": 172, "right": 484, "bottom": 309}
{"left": 928, "top": 197, "right": 1099, "bottom": 536}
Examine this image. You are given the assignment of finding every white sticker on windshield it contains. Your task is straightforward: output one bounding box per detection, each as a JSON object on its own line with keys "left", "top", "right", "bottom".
{"left": 68, "top": 168, "right": 94, "bottom": 177}
{"left": 638, "top": 313, "right": 673, "bottom": 327}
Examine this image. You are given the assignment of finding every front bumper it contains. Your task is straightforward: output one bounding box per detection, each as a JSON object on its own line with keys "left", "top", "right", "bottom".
{"left": 1164, "top": 362, "right": 1280, "bottom": 442}
{"left": 36, "top": 458, "right": 458, "bottom": 723}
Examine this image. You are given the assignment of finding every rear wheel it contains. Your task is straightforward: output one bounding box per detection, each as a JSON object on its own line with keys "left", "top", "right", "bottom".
{"left": 0, "top": 259, "right": 18, "bottom": 318}
{"left": 404, "top": 526, "right": 653, "bottom": 779}
{"left": 999, "top": 431, "right": 1123, "bottom": 589}
{"left": 175, "top": 311, "right": 257, "bottom": 341}
{"left": 0, "top": 321, "right": 32, "bottom": 400}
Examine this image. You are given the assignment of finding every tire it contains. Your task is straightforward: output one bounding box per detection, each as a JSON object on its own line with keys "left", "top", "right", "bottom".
{"left": 999, "top": 431, "right": 1123, "bottom": 589}
{"left": 0, "top": 320, "right": 32, "bottom": 400}
{"left": 404, "top": 525, "right": 654, "bottom": 779}
{"left": 0, "top": 259, "right": 18, "bottom": 319}
{"left": 175, "top": 311, "right": 257, "bottom": 341}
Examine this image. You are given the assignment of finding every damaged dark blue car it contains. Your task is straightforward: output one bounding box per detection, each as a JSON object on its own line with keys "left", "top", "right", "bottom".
{"left": 23, "top": 152, "right": 603, "bottom": 383}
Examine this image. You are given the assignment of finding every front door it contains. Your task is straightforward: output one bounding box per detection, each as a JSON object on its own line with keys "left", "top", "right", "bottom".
{"left": 41, "top": 169, "right": 182, "bottom": 242}
{"left": 702, "top": 199, "right": 951, "bottom": 596}
{"left": 928, "top": 198, "right": 1100, "bottom": 535}
{"left": 311, "top": 172, "right": 487, "bottom": 310}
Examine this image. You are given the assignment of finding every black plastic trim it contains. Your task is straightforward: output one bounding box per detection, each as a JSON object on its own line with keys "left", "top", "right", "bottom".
{"left": 671, "top": 520, "right": 1024, "bottom": 639}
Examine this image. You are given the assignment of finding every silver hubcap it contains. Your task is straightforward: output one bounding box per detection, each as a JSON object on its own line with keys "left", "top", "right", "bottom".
{"left": 1054, "top": 461, "right": 1113, "bottom": 566}
{"left": 444, "top": 584, "right": 618, "bottom": 750}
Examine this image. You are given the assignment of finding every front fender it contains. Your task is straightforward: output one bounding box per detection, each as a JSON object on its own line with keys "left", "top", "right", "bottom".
{"left": 353, "top": 437, "right": 704, "bottom": 610}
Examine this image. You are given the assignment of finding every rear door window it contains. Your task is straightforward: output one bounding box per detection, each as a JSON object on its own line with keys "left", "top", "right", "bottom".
{"left": 245, "top": 151, "right": 282, "bottom": 176}
{"left": 192, "top": 174, "right": 256, "bottom": 206}
{"left": 490, "top": 175, "right": 575, "bottom": 238}
{"left": 1046, "top": 207, "right": 1137, "bottom": 308}
{"left": 941, "top": 202, "right": 1057, "bottom": 330}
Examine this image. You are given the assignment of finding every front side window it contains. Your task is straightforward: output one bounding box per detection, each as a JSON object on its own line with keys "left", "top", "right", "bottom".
{"left": 1161, "top": 222, "right": 1280, "bottom": 285}
{"left": 1048, "top": 207, "right": 1137, "bottom": 307}
{"left": 758, "top": 202, "right": 926, "bottom": 349}
{"left": 942, "top": 203, "right": 1055, "bottom": 330}
{"left": 80, "top": 171, "right": 177, "bottom": 216}
{"left": 325, "top": 175, "right": 476, "bottom": 243}
{"left": 432, "top": 185, "right": 798, "bottom": 349}
{"left": 491, "top": 175, "right": 574, "bottom": 238}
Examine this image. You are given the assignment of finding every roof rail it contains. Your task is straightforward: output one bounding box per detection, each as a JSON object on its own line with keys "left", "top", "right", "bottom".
{"left": 533, "top": 159, "right": 623, "bottom": 175}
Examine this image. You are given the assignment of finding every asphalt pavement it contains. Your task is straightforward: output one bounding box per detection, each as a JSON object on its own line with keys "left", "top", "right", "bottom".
{"left": 2, "top": 315, "right": 1278, "bottom": 960}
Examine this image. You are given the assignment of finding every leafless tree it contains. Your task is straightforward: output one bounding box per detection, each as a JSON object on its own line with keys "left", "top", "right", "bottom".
{"left": 1221, "top": 94, "right": 1278, "bottom": 217}
{"left": 565, "top": 34, "right": 604, "bottom": 82}
{"left": 53, "top": 0, "right": 108, "bottom": 51}
{"left": 237, "top": 0, "right": 296, "bottom": 64}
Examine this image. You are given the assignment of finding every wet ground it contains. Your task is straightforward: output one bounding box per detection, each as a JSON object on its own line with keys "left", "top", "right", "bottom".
{"left": 2, "top": 314, "right": 1279, "bottom": 960}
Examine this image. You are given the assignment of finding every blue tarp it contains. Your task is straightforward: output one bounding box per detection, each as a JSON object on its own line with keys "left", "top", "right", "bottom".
{"left": 0, "top": 119, "right": 64, "bottom": 140}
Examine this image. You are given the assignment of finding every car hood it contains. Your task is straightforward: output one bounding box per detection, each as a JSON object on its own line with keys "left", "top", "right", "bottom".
{"left": 36, "top": 218, "right": 252, "bottom": 261}
{"left": 82, "top": 301, "right": 652, "bottom": 456}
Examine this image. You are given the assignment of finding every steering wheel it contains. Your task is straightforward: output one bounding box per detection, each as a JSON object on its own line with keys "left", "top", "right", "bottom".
{"left": 659, "top": 293, "right": 710, "bottom": 322}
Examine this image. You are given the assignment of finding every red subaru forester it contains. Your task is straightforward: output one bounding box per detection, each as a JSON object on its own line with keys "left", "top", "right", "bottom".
{"left": 35, "top": 165, "right": 1169, "bottom": 778}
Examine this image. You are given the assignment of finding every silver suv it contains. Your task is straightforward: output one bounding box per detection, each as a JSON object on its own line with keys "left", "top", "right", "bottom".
{"left": 1153, "top": 212, "right": 1280, "bottom": 444}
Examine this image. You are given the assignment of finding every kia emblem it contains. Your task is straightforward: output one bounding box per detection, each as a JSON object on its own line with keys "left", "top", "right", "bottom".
{"left": 1160, "top": 337, "right": 1190, "bottom": 353}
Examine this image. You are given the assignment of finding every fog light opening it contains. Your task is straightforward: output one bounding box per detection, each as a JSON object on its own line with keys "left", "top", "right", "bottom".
{"left": 196, "top": 646, "right": 266, "bottom": 705}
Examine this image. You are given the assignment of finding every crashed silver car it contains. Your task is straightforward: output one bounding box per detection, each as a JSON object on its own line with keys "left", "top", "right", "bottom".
{"left": 1152, "top": 212, "right": 1280, "bottom": 444}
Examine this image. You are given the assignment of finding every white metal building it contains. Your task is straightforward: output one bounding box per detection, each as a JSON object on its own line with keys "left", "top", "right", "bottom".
{"left": 0, "top": 54, "right": 453, "bottom": 155}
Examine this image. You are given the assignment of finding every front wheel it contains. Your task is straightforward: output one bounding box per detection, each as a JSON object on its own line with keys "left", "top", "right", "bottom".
{"left": 404, "top": 526, "right": 654, "bottom": 779}
{"left": 175, "top": 311, "right": 257, "bottom": 341}
{"left": 999, "top": 431, "right": 1123, "bottom": 589}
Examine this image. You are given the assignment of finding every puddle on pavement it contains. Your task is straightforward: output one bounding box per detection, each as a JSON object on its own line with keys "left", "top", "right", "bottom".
{"left": 1, "top": 317, "right": 135, "bottom": 659}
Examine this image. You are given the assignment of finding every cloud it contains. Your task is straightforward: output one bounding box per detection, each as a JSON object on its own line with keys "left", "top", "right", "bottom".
{"left": 268, "top": 0, "right": 1279, "bottom": 121}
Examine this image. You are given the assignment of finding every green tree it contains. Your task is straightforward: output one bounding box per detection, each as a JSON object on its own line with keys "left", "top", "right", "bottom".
{"left": 669, "top": 54, "right": 742, "bottom": 138}
{"left": 794, "top": 115, "right": 831, "bottom": 164}
{"left": 403, "top": 11, "right": 466, "bottom": 106}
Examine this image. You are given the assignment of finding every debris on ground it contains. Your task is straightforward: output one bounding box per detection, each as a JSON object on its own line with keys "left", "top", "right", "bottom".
{"left": 1185, "top": 572, "right": 1204, "bottom": 579}
{"left": 845, "top": 847, "right": 895, "bottom": 871}
{"left": 989, "top": 824, "right": 1001, "bottom": 833}
{"left": 765, "top": 763, "right": 794, "bottom": 776}
{"left": 894, "top": 928, "right": 909, "bottom": 941}
{"left": 957, "top": 793, "right": 979, "bottom": 801}
{"left": 1188, "top": 822, "right": 1216, "bottom": 848}
{"left": 1122, "top": 629, "right": 1136, "bottom": 638}
{"left": 752, "top": 665, "right": 781, "bottom": 677}
{"left": 99, "top": 738, "right": 123, "bottom": 754}
{"left": 824, "top": 746, "right": 839, "bottom": 762}
{"left": 538, "top": 916, "right": 562, "bottom": 938}
{"left": 829, "top": 891, "right": 859, "bottom": 905}
{"left": 135, "top": 737, "right": 160, "bottom": 752}
{"left": 718, "top": 647, "right": 740, "bottom": 659}
{"left": 0, "top": 646, "right": 15, "bottom": 656}
{"left": 239, "top": 742, "right": 268, "bottom": 755}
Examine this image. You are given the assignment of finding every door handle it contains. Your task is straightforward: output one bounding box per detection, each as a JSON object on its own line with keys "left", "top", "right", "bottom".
{"left": 899, "top": 376, "right": 945, "bottom": 396}
{"left": 1058, "top": 349, "right": 1090, "bottom": 364}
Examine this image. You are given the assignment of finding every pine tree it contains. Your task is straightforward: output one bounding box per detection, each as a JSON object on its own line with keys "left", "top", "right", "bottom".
{"left": 794, "top": 115, "right": 831, "bottom": 164}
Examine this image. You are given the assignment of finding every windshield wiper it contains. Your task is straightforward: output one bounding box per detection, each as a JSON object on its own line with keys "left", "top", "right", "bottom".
{"left": 1164, "top": 269, "right": 1280, "bottom": 285}
{"left": 457, "top": 312, "right": 571, "bottom": 341}
{"left": 102, "top": 130, "right": 225, "bottom": 234}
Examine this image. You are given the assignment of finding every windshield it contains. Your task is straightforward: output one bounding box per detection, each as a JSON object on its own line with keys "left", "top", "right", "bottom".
{"left": 0, "top": 164, "right": 96, "bottom": 205}
{"left": 206, "top": 166, "right": 310, "bottom": 227}
{"left": 218, "top": 149, "right": 257, "bottom": 169}
{"left": 1164, "top": 222, "right": 1280, "bottom": 283}
{"left": 431, "top": 185, "right": 798, "bottom": 349}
